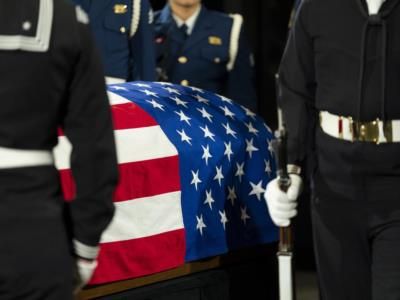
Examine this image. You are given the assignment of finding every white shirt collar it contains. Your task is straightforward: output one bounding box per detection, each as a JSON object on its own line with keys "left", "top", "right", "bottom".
{"left": 366, "top": 0, "right": 386, "bottom": 15}
{"left": 172, "top": 5, "right": 201, "bottom": 35}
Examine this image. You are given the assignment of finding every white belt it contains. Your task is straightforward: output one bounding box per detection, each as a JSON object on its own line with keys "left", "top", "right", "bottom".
{"left": 105, "top": 76, "right": 126, "bottom": 85}
{"left": 0, "top": 146, "right": 54, "bottom": 169}
{"left": 319, "top": 111, "right": 400, "bottom": 144}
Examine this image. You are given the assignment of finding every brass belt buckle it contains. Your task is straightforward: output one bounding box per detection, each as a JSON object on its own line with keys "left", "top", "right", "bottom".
{"left": 350, "top": 118, "right": 379, "bottom": 143}
{"left": 360, "top": 119, "right": 379, "bottom": 143}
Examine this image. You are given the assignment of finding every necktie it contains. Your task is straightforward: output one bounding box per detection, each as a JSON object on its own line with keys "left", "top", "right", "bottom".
{"left": 179, "top": 24, "right": 189, "bottom": 40}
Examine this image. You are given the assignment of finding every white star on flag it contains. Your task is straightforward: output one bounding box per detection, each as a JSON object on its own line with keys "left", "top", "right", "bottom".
{"left": 235, "top": 162, "right": 245, "bottom": 182}
{"left": 146, "top": 99, "right": 165, "bottom": 111}
{"left": 245, "top": 122, "right": 259, "bottom": 136}
{"left": 163, "top": 86, "right": 181, "bottom": 95}
{"left": 141, "top": 89, "right": 159, "bottom": 97}
{"left": 190, "top": 86, "right": 204, "bottom": 93}
{"left": 265, "top": 159, "right": 272, "bottom": 176}
{"left": 197, "top": 107, "right": 213, "bottom": 123}
{"left": 175, "top": 110, "right": 191, "bottom": 125}
{"left": 191, "top": 170, "right": 202, "bottom": 190}
{"left": 214, "top": 166, "right": 224, "bottom": 186}
{"left": 268, "top": 140, "right": 274, "bottom": 156}
{"left": 200, "top": 125, "right": 216, "bottom": 141}
{"left": 222, "top": 122, "right": 237, "bottom": 138}
{"left": 204, "top": 189, "right": 215, "bottom": 210}
{"left": 177, "top": 129, "right": 192, "bottom": 145}
{"left": 220, "top": 105, "right": 235, "bottom": 119}
{"left": 249, "top": 180, "right": 266, "bottom": 201}
{"left": 218, "top": 95, "right": 233, "bottom": 104}
{"left": 131, "top": 82, "right": 151, "bottom": 88}
{"left": 111, "top": 86, "right": 128, "bottom": 91}
{"left": 196, "top": 214, "right": 207, "bottom": 235}
{"left": 241, "top": 105, "right": 257, "bottom": 120}
{"left": 157, "top": 81, "right": 172, "bottom": 86}
{"left": 201, "top": 144, "right": 212, "bottom": 165}
{"left": 224, "top": 141, "right": 234, "bottom": 162}
{"left": 246, "top": 138, "right": 259, "bottom": 158}
{"left": 193, "top": 94, "right": 210, "bottom": 105}
{"left": 219, "top": 210, "right": 228, "bottom": 230}
{"left": 227, "top": 186, "right": 237, "bottom": 206}
{"left": 240, "top": 207, "right": 251, "bottom": 225}
{"left": 170, "top": 96, "right": 188, "bottom": 108}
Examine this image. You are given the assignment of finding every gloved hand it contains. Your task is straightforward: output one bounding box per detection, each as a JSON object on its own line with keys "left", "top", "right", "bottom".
{"left": 264, "top": 174, "right": 303, "bottom": 227}
{"left": 74, "top": 258, "right": 98, "bottom": 294}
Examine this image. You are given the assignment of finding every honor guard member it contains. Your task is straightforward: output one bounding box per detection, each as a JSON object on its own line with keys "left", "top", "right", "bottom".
{"left": 0, "top": 0, "right": 118, "bottom": 298}
{"left": 71, "top": 0, "right": 156, "bottom": 84}
{"left": 154, "top": 0, "right": 258, "bottom": 112}
{"left": 265, "top": 0, "right": 400, "bottom": 299}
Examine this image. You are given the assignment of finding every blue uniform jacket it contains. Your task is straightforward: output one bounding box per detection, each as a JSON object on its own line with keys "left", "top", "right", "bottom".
{"left": 154, "top": 5, "right": 257, "bottom": 111}
{"left": 72, "top": 0, "right": 156, "bottom": 81}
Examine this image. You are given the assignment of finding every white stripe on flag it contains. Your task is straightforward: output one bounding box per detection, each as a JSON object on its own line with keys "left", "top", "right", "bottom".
{"left": 54, "top": 126, "right": 178, "bottom": 170}
{"left": 100, "top": 191, "right": 184, "bottom": 243}
{"left": 107, "top": 91, "right": 131, "bottom": 105}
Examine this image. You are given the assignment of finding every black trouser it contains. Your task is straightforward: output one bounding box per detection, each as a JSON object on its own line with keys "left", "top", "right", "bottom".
{"left": 311, "top": 175, "right": 400, "bottom": 300}
{"left": 0, "top": 167, "right": 74, "bottom": 299}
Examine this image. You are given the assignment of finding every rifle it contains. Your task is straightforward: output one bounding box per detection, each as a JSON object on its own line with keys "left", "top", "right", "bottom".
{"left": 271, "top": 75, "right": 296, "bottom": 300}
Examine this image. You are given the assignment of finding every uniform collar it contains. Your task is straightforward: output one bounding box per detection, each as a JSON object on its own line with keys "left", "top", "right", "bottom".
{"left": 365, "top": 0, "right": 386, "bottom": 14}
{"left": 0, "top": 0, "right": 53, "bottom": 52}
{"left": 171, "top": 5, "right": 201, "bottom": 35}
{"left": 357, "top": 0, "right": 400, "bottom": 17}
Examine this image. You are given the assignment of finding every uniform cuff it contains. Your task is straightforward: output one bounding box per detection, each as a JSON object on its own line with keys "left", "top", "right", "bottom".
{"left": 287, "top": 164, "right": 301, "bottom": 175}
{"left": 73, "top": 239, "right": 100, "bottom": 260}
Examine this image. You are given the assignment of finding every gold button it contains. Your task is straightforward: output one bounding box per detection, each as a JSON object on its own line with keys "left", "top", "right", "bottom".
{"left": 214, "top": 57, "right": 221, "bottom": 63}
{"left": 120, "top": 26, "right": 126, "bottom": 33}
{"left": 178, "top": 56, "right": 188, "bottom": 64}
{"left": 181, "top": 80, "right": 189, "bottom": 86}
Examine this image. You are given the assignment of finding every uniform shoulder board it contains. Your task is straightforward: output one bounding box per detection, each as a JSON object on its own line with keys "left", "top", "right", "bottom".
{"left": 130, "top": 0, "right": 141, "bottom": 37}
{"left": 227, "top": 13, "right": 243, "bottom": 71}
{"left": 0, "top": 0, "right": 53, "bottom": 52}
{"left": 75, "top": 5, "right": 89, "bottom": 24}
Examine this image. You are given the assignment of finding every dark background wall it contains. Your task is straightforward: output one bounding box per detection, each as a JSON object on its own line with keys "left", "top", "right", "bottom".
{"left": 150, "top": 0, "right": 294, "bottom": 129}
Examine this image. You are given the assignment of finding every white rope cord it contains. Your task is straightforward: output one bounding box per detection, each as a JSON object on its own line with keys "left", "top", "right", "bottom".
{"left": 227, "top": 13, "right": 243, "bottom": 71}
{"left": 130, "top": 0, "right": 141, "bottom": 37}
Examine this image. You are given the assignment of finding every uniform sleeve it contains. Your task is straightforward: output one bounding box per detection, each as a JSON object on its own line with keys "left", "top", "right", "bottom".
{"left": 225, "top": 25, "right": 258, "bottom": 112}
{"left": 129, "top": 0, "right": 156, "bottom": 81}
{"left": 63, "top": 14, "right": 118, "bottom": 259}
{"left": 278, "top": 1, "right": 316, "bottom": 166}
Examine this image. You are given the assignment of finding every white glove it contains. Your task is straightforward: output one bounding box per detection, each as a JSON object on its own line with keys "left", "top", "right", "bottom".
{"left": 74, "top": 258, "right": 98, "bottom": 294}
{"left": 264, "top": 174, "right": 303, "bottom": 227}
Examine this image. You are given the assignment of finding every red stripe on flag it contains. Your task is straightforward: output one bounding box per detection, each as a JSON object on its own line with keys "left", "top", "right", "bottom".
{"left": 114, "top": 156, "right": 181, "bottom": 202}
{"left": 90, "top": 229, "right": 186, "bottom": 284}
{"left": 59, "top": 155, "right": 180, "bottom": 202}
{"left": 111, "top": 103, "right": 158, "bottom": 130}
{"left": 57, "top": 102, "right": 157, "bottom": 137}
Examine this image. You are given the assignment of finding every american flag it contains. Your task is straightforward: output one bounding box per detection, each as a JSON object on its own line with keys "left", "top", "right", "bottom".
{"left": 54, "top": 82, "right": 278, "bottom": 284}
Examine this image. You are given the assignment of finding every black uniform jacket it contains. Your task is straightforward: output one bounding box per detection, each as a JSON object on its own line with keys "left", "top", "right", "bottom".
{"left": 279, "top": 0, "right": 400, "bottom": 184}
{"left": 0, "top": 0, "right": 118, "bottom": 250}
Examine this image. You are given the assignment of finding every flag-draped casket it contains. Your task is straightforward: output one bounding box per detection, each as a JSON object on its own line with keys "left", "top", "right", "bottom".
{"left": 54, "top": 82, "right": 278, "bottom": 285}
